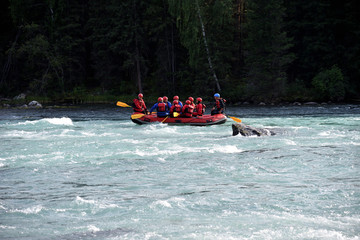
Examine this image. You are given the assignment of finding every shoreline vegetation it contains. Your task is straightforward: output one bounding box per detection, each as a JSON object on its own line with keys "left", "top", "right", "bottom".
{"left": 1, "top": 1, "right": 359, "bottom": 104}
{"left": 1, "top": 92, "right": 359, "bottom": 109}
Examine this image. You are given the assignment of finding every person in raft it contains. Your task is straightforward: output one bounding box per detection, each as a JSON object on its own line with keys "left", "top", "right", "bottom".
{"left": 169, "top": 100, "right": 182, "bottom": 117}
{"left": 181, "top": 100, "right": 194, "bottom": 118}
{"left": 188, "top": 97, "right": 195, "bottom": 108}
{"left": 173, "top": 96, "right": 183, "bottom": 108}
{"left": 193, "top": 97, "right": 206, "bottom": 117}
{"left": 133, "top": 93, "right": 148, "bottom": 114}
{"left": 163, "top": 96, "right": 172, "bottom": 114}
{"left": 211, "top": 93, "right": 226, "bottom": 115}
{"left": 149, "top": 97, "right": 169, "bottom": 117}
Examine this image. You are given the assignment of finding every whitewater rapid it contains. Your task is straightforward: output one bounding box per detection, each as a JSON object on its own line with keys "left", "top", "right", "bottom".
{"left": 0, "top": 105, "right": 359, "bottom": 239}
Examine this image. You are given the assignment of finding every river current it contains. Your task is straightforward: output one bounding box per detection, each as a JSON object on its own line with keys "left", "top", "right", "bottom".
{"left": 0, "top": 104, "right": 359, "bottom": 239}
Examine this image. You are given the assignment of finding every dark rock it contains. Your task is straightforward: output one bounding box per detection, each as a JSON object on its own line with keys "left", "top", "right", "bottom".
{"left": 28, "top": 100, "right": 43, "bottom": 108}
{"left": 304, "top": 102, "right": 318, "bottom": 105}
{"left": 19, "top": 104, "right": 28, "bottom": 109}
{"left": 13, "top": 93, "right": 26, "bottom": 100}
{"left": 232, "top": 123, "right": 275, "bottom": 137}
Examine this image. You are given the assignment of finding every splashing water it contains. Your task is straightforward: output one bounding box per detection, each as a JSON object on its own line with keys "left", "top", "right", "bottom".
{"left": 0, "top": 105, "right": 359, "bottom": 239}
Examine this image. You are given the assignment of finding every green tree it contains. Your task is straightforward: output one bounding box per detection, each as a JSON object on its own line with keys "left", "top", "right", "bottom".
{"left": 243, "top": 0, "right": 293, "bottom": 102}
{"left": 168, "top": 0, "right": 234, "bottom": 96}
{"left": 312, "top": 65, "right": 346, "bottom": 101}
{"left": 284, "top": 0, "right": 360, "bottom": 98}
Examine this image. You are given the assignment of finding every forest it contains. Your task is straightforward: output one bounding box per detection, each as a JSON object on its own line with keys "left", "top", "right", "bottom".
{"left": 0, "top": 0, "right": 359, "bottom": 104}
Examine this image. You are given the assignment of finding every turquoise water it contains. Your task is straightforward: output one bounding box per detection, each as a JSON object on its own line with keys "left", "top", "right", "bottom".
{"left": 0, "top": 105, "right": 359, "bottom": 239}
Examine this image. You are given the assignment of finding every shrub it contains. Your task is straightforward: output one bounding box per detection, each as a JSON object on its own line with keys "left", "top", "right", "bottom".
{"left": 312, "top": 65, "right": 346, "bottom": 101}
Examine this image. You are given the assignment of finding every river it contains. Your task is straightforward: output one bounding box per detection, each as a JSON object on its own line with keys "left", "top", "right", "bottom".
{"left": 0, "top": 104, "right": 359, "bottom": 239}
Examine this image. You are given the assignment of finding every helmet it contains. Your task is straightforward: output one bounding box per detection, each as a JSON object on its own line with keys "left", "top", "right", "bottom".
{"left": 214, "top": 93, "right": 220, "bottom": 98}
{"left": 185, "top": 100, "right": 191, "bottom": 104}
{"left": 163, "top": 96, "right": 168, "bottom": 101}
{"left": 173, "top": 100, "right": 179, "bottom": 104}
{"left": 173, "top": 95, "right": 179, "bottom": 100}
{"left": 196, "top": 97, "right": 202, "bottom": 102}
{"left": 188, "top": 97, "right": 194, "bottom": 102}
{"left": 158, "top": 97, "right": 163, "bottom": 102}
{"left": 138, "top": 93, "right": 143, "bottom": 98}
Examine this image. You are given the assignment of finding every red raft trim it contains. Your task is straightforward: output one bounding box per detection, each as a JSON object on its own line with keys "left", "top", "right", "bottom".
{"left": 131, "top": 113, "right": 227, "bottom": 126}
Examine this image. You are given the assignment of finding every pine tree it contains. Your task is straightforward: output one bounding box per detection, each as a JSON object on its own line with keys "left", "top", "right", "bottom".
{"left": 243, "top": 0, "right": 293, "bottom": 101}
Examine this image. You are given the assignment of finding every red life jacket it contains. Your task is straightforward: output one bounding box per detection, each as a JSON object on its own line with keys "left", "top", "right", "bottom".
{"left": 133, "top": 98, "right": 146, "bottom": 112}
{"left": 174, "top": 104, "right": 182, "bottom": 112}
{"left": 157, "top": 102, "right": 166, "bottom": 112}
{"left": 182, "top": 104, "right": 194, "bottom": 117}
{"left": 195, "top": 103, "right": 206, "bottom": 115}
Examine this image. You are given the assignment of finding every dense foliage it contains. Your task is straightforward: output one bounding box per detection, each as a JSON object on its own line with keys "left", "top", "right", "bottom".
{"left": 0, "top": 0, "right": 359, "bottom": 103}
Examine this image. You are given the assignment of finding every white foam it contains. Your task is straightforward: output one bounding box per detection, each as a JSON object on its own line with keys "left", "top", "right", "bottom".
{"left": 19, "top": 117, "right": 73, "bottom": 126}
{"left": 76, "top": 196, "right": 96, "bottom": 205}
{"left": 44, "top": 117, "right": 73, "bottom": 126}
{"left": 0, "top": 225, "right": 16, "bottom": 229}
{"left": 208, "top": 145, "right": 243, "bottom": 153}
{"left": 298, "top": 228, "right": 359, "bottom": 240}
{"left": 152, "top": 200, "right": 172, "bottom": 208}
{"left": 10, "top": 205, "right": 44, "bottom": 214}
{"left": 75, "top": 196, "right": 119, "bottom": 209}
{"left": 284, "top": 139, "right": 297, "bottom": 145}
{"left": 88, "top": 225, "right": 100, "bottom": 233}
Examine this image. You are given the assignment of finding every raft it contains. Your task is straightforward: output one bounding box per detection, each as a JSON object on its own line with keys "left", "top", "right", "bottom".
{"left": 131, "top": 113, "right": 227, "bottom": 126}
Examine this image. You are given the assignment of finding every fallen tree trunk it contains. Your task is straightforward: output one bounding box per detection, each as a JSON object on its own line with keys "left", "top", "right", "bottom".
{"left": 232, "top": 123, "right": 275, "bottom": 137}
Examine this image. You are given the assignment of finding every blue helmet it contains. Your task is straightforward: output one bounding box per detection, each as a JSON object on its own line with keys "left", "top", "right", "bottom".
{"left": 214, "top": 93, "right": 220, "bottom": 98}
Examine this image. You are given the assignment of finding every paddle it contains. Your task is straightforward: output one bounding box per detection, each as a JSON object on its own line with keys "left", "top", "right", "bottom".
{"left": 116, "top": 101, "right": 131, "bottom": 108}
{"left": 227, "top": 115, "right": 242, "bottom": 123}
{"left": 161, "top": 112, "right": 179, "bottom": 123}
{"left": 161, "top": 116, "right": 169, "bottom": 123}
{"left": 131, "top": 113, "right": 146, "bottom": 119}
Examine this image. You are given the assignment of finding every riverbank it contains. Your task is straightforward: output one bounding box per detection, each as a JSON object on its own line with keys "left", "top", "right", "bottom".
{"left": 1, "top": 93, "right": 360, "bottom": 109}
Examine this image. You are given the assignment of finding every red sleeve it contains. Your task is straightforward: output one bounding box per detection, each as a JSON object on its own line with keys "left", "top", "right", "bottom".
{"left": 141, "top": 100, "right": 147, "bottom": 109}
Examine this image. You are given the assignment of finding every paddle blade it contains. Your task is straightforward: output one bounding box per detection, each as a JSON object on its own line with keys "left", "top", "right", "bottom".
{"left": 228, "top": 116, "right": 242, "bottom": 123}
{"left": 116, "top": 101, "right": 131, "bottom": 108}
{"left": 173, "top": 112, "right": 180, "bottom": 117}
{"left": 131, "top": 114, "right": 145, "bottom": 119}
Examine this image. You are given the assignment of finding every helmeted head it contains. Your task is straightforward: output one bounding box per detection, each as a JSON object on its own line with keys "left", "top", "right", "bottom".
{"left": 188, "top": 97, "right": 194, "bottom": 102}
{"left": 138, "top": 93, "right": 143, "bottom": 99}
{"left": 214, "top": 93, "right": 220, "bottom": 98}
{"left": 163, "top": 96, "right": 168, "bottom": 102}
{"left": 185, "top": 100, "right": 191, "bottom": 105}
{"left": 173, "top": 96, "right": 179, "bottom": 100}
{"left": 158, "top": 97, "right": 163, "bottom": 102}
{"left": 173, "top": 100, "right": 179, "bottom": 104}
{"left": 196, "top": 97, "right": 202, "bottom": 102}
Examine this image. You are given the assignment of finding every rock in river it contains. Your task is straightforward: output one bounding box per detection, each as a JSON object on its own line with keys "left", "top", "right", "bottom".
{"left": 28, "top": 100, "right": 43, "bottom": 108}
{"left": 232, "top": 123, "right": 275, "bottom": 137}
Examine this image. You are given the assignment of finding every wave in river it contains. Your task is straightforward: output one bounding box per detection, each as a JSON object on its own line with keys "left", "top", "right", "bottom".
{"left": 18, "top": 117, "right": 74, "bottom": 126}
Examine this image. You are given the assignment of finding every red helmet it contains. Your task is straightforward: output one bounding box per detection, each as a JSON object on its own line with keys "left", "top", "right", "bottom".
{"left": 173, "top": 100, "right": 179, "bottom": 104}
{"left": 188, "top": 97, "right": 194, "bottom": 102}
{"left": 196, "top": 97, "right": 202, "bottom": 102}
{"left": 163, "top": 96, "right": 168, "bottom": 101}
{"left": 138, "top": 93, "right": 143, "bottom": 98}
{"left": 173, "top": 96, "right": 179, "bottom": 100}
{"left": 158, "top": 97, "right": 163, "bottom": 102}
{"left": 185, "top": 100, "right": 191, "bottom": 104}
